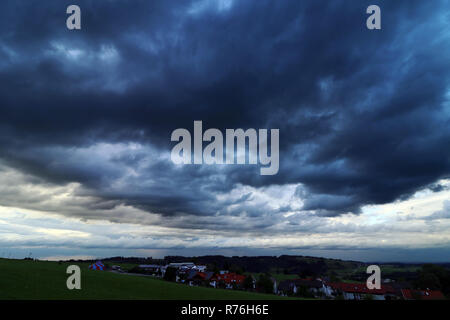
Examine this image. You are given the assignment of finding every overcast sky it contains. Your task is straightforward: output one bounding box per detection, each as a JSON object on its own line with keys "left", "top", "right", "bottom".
{"left": 0, "top": 0, "right": 449, "bottom": 262}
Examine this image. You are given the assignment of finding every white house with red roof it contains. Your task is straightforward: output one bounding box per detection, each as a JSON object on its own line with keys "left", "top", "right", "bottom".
{"left": 325, "top": 282, "right": 397, "bottom": 300}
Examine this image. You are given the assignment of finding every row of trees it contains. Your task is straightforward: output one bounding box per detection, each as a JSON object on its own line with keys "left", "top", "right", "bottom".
{"left": 415, "top": 264, "right": 450, "bottom": 296}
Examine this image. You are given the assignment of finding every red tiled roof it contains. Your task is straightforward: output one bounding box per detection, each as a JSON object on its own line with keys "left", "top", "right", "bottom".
{"left": 328, "top": 282, "right": 394, "bottom": 295}
{"left": 215, "top": 273, "right": 246, "bottom": 284}
{"left": 194, "top": 272, "right": 207, "bottom": 280}
{"left": 421, "top": 290, "right": 445, "bottom": 300}
{"left": 401, "top": 289, "right": 445, "bottom": 300}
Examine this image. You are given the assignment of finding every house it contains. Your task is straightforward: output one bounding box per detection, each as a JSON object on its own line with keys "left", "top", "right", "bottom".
{"left": 192, "top": 265, "right": 207, "bottom": 272}
{"left": 271, "top": 277, "right": 278, "bottom": 294}
{"left": 138, "top": 264, "right": 162, "bottom": 274}
{"left": 277, "top": 280, "right": 296, "bottom": 296}
{"left": 164, "top": 263, "right": 214, "bottom": 282}
{"left": 214, "top": 272, "right": 246, "bottom": 289}
{"left": 168, "top": 262, "right": 195, "bottom": 268}
{"left": 186, "top": 271, "right": 215, "bottom": 286}
{"left": 401, "top": 289, "right": 446, "bottom": 300}
{"left": 325, "top": 282, "right": 396, "bottom": 300}
{"left": 160, "top": 265, "right": 167, "bottom": 274}
{"left": 390, "top": 281, "right": 413, "bottom": 298}
{"left": 168, "top": 262, "right": 196, "bottom": 281}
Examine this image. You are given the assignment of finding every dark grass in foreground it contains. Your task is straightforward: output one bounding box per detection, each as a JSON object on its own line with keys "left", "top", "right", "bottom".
{"left": 0, "top": 259, "right": 295, "bottom": 300}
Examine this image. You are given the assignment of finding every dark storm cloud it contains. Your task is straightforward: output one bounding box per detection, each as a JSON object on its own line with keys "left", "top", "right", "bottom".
{"left": 0, "top": 0, "right": 449, "bottom": 221}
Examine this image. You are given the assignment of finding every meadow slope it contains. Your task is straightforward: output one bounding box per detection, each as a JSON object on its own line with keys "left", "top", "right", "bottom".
{"left": 0, "top": 259, "right": 290, "bottom": 300}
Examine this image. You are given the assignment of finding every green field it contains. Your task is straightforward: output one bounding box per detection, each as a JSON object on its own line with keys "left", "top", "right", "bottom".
{"left": 0, "top": 259, "right": 291, "bottom": 300}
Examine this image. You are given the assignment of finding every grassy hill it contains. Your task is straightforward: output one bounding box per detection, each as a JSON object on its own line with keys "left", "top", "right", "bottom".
{"left": 0, "top": 258, "right": 290, "bottom": 300}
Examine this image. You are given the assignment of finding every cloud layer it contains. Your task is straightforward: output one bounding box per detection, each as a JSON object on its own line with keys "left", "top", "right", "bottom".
{"left": 0, "top": 0, "right": 449, "bottom": 260}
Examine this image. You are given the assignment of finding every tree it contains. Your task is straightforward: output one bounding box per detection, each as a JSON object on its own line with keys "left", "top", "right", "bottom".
{"left": 335, "top": 293, "right": 345, "bottom": 300}
{"left": 164, "top": 267, "right": 177, "bottom": 282}
{"left": 295, "top": 285, "right": 314, "bottom": 298}
{"left": 256, "top": 274, "right": 274, "bottom": 294}
{"left": 416, "top": 272, "right": 440, "bottom": 290}
{"left": 208, "top": 263, "right": 220, "bottom": 274}
{"left": 415, "top": 264, "right": 450, "bottom": 295}
{"left": 230, "top": 264, "right": 244, "bottom": 275}
{"left": 243, "top": 276, "right": 254, "bottom": 290}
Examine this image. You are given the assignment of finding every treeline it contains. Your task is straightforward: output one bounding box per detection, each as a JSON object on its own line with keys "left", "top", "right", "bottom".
{"left": 415, "top": 264, "right": 450, "bottom": 296}
{"left": 102, "top": 256, "right": 165, "bottom": 265}
{"left": 164, "top": 255, "right": 361, "bottom": 275}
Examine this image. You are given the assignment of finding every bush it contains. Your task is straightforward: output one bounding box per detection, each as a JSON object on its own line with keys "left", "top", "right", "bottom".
{"left": 163, "top": 267, "right": 177, "bottom": 282}
{"left": 415, "top": 264, "right": 450, "bottom": 295}
{"left": 242, "top": 276, "right": 254, "bottom": 290}
{"left": 256, "top": 274, "right": 274, "bottom": 294}
{"left": 295, "top": 286, "right": 314, "bottom": 298}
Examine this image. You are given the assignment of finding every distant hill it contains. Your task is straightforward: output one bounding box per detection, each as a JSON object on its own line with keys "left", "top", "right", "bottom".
{"left": 163, "top": 255, "right": 364, "bottom": 277}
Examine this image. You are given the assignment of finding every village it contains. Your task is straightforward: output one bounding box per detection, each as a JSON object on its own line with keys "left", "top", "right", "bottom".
{"left": 102, "top": 261, "right": 446, "bottom": 300}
